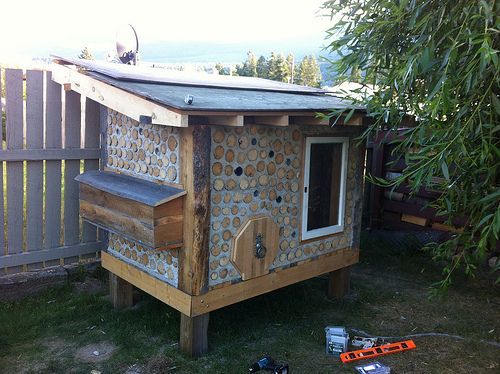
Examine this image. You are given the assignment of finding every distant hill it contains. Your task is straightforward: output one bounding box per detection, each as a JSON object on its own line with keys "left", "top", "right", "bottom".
{"left": 17, "top": 39, "right": 340, "bottom": 86}
{"left": 140, "top": 39, "right": 330, "bottom": 63}
{"left": 42, "top": 38, "right": 334, "bottom": 64}
{"left": 139, "top": 41, "right": 340, "bottom": 85}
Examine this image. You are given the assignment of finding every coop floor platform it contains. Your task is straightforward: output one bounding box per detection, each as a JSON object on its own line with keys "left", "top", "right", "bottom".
{"left": 101, "top": 248, "right": 359, "bottom": 317}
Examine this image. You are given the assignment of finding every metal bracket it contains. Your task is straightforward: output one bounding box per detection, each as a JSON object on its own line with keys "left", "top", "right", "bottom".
{"left": 255, "top": 233, "right": 267, "bottom": 259}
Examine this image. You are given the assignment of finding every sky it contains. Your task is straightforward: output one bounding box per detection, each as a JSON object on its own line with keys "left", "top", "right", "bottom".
{"left": 2, "top": 0, "right": 334, "bottom": 64}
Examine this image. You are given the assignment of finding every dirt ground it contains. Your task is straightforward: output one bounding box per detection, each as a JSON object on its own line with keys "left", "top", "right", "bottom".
{"left": 0, "top": 232, "right": 498, "bottom": 373}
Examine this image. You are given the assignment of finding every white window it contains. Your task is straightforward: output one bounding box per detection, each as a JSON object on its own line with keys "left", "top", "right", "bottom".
{"left": 301, "top": 137, "right": 349, "bottom": 240}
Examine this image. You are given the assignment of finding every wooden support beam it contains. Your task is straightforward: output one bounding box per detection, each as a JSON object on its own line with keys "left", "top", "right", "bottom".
{"left": 191, "top": 248, "right": 359, "bottom": 316}
{"left": 102, "top": 248, "right": 358, "bottom": 318}
{"left": 180, "top": 313, "right": 210, "bottom": 357}
{"left": 0, "top": 148, "right": 101, "bottom": 161}
{"left": 253, "top": 115, "right": 289, "bottom": 126}
{"left": 345, "top": 114, "right": 364, "bottom": 126}
{"left": 177, "top": 125, "right": 211, "bottom": 356}
{"left": 369, "top": 140, "right": 384, "bottom": 229}
{"left": 178, "top": 126, "right": 211, "bottom": 296}
{"left": 401, "top": 214, "right": 428, "bottom": 227}
{"left": 206, "top": 115, "right": 244, "bottom": 126}
{"left": 101, "top": 251, "right": 192, "bottom": 315}
{"left": 327, "top": 266, "right": 351, "bottom": 299}
{"left": 0, "top": 241, "right": 102, "bottom": 268}
{"left": 431, "top": 222, "right": 464, "bottom": 233}
{"left": 109, "top": 273, "right": 134, "bottom": 309}
{"left": 292, "top": 116, "right": 329, "bottom": 126}
{"left": 51, "top": 63, "right": 188, "bottom": 127}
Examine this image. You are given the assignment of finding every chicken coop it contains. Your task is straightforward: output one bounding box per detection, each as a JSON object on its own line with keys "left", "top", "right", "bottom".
{"left": 52, "top": 57, "right": 366, "bottom": 356}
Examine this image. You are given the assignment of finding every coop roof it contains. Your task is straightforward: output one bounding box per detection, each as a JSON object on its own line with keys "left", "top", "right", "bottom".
{"left": 51, "top": 56, "right": 365, "bottom": 127}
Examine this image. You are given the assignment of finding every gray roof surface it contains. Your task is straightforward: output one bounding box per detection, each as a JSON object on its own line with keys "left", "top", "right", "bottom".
{"left": 75, "top": 170, "right": 185, "bottom": 207}
{"left": 54, "top": 56, "right": 325, "bottom": 93}
{"left": 88, "top": 71, "right": 362, "bottom": 112}
{"left": 54, "top": 56, "right": 364, "bottom": 112}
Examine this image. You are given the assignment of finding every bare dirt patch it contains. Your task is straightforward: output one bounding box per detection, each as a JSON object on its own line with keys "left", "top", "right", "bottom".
{"left": 73, "top": 277, "right": 106, "bottom": 295}
{"left": 41, "top": 337, "right": 75, "bottom": 356}
{"left": 75, "top": 342, "right": 117, "bottom": 363}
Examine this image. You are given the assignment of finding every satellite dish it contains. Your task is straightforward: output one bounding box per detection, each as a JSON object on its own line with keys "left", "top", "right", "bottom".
{"left": 116, "top": 24, "right": 139, "bottom": 65}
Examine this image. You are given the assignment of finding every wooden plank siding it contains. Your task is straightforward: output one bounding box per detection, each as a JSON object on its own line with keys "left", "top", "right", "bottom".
{"left": 0, "top": 68, "right": 103, "bottom": 274}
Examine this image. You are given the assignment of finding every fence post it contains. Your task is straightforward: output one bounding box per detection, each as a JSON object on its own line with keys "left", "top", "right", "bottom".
{"left": 369, "top": 134, "right": 385, "bottom": 229}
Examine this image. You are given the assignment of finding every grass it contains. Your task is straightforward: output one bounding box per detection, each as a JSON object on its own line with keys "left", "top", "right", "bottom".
{"left": 0, "top": 231, "right": 499, "bottom": 373}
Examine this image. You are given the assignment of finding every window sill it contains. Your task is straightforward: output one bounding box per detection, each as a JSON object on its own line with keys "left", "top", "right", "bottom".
{"left": 299, "top": 229, "right": 345, "bottom": 245}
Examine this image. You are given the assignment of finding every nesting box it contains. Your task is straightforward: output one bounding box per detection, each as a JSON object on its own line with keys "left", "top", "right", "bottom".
{"left": 53, "top": 57, "right": 366, "bottom": 356}
{"left": 75, "top": 170, "right": 185, "bottom": 249}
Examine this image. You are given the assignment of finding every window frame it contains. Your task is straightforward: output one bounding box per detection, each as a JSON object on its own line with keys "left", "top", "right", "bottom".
{"left": 301, "top": 136, "right": 349, "bottom": 241}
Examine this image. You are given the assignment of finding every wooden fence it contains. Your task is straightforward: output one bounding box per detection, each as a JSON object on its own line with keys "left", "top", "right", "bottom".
{"left": 364, "top": 130, "right": 462, "bottom": 232}
{"left": 0, "top": 67, "right": 104, "bottom": 274}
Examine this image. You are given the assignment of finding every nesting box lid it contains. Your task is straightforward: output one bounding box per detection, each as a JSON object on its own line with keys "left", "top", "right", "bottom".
{"left": 75, "top": 170, "right": 186, "bottom": 207}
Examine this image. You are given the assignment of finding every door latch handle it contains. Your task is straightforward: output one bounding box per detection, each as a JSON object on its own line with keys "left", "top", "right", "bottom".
{"left": 255, "top": 233, "right": 267, "bottom": 259}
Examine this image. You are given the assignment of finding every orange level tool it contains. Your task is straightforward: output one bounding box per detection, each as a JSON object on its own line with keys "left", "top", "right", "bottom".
{"left": 340, "top": 339, "right": 416, "bottom": 363}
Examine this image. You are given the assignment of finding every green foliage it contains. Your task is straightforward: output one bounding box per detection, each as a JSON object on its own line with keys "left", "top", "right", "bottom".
{"left": 256, "top": 55, "right": 269, "bottom": 78}
{"left": 78, "top": 46, "right": 94, "bottom": 60}
{"left": 268, "top": 52, "right": 291, "bottom": 82}
{"left": 1, "top": 69, "right": 5, "bottom": 98}
{"left": 323, "top": 0, "right": 500, "bottom": 290}
{"left": 215, "top": 62, "right": 229, "bottom": 75}
{"left": 235, "top": 51, "right": 258, "bottom": 77}
{"left": 296, "top": 55, "right": 322, "bottom": 87}
{"left": 233, "top": 51, "right": 322, "bottom": 86}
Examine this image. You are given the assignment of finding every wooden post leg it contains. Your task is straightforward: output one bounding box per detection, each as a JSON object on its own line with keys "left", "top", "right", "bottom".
{"left": 109, "top": 272, "right": 133, "bottom": 309}
{"left": 327, "top": 266, "right": 351, "bottom": 299}
{"left": 180, "top": 313, "right": 209, "bottom": 357}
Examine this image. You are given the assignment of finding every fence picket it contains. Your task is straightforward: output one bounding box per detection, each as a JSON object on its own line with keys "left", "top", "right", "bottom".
{"left": 0, "top": 69, "right": 5, "bottom": 260}
{"left": 5, "top": 69, "right": 24, "bottom": 273}
{"left": 63, "top": 90, "right": 81, "bottom": 254}
{"left": 26, "top": 70, "right": 44, "bottom": 270}
{"left": 82, "top": 99, "right": 100, "bottom": 242}
{"left": 44, "top": 72, "right": 62, "bottom": 267}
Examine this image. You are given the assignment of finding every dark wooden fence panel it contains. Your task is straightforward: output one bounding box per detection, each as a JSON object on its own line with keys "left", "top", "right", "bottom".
{"left": 364, "top": 130, "right": 460, "bottom": 233}
{"left": 0, "top": 67, "right": 104, "bottom": 274}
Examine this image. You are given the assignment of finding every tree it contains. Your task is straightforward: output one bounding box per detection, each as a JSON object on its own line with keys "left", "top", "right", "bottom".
{"left": 286, "top": 53, "right": 295, "bottom": 83}
{"left": 235, "top": 51, "right": 258, "bottom": 77}
{"left": 79, "top": 47, "right": 94, "bottom": 60}
{"left": 268, "top": 52, "right": 290, "bottom": 82}
{"left": 256, "top": 55, "right": 269, "bottom": 79}
{"left": 323, "top": 0, "right": 499, "bottom": 289}
{"left": 296, "top": 55, "right": 322, "bottom": 87}
{"left": 215, "top": 62, "right": 229, "bottom": 75}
